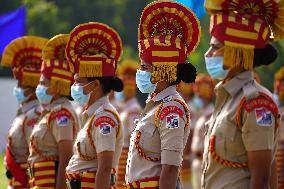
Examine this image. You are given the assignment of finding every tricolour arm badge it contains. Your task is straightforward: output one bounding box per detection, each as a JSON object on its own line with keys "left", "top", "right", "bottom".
{"left": 94, "top": 116, "right": 116, "bottom": 135}
{"left": 160, "top": 106, "right": 184, "bottom": 129}
{"left": 255, "top": 108, "right": 273, "bottom": 127}
{"left": 49, "top": 108, "right": 73, "bottom": 127}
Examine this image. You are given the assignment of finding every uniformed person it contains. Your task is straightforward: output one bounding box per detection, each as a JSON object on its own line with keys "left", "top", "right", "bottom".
{"left": 1, "top": 36, "right": 48, "bottom": 189}
{"left": 177, "top": 82, "right": 195, "bottom": 189}
{"left": 125, "top": 1, "right": 201, "bottom": 188}
{"left": 274, "top": 67, "right": 284, "bottom": 189}
{"left": 28, "top": 34, "right": 78, "bottom": 189}
{"left": 202, "top": 0, "right": 284, "bottom": 188}
{"left": 190, "top": 74, "right": 215, "bottom": 189}
{"left": 65, "top": 22, "right": 124, "bottom": 189}
{"left": 115, "top": 59, "right": 142, "bottom": 189}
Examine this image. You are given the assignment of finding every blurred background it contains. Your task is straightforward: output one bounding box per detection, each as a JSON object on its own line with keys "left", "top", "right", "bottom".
{"left": 0, "top": 0, "right": 283, "bottom": 186}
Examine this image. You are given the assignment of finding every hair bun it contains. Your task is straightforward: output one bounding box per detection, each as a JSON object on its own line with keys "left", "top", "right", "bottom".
{"left": 111, "top": 77, "right": 124, "bottom": 92}
{"left": 177, "top": 63, "right": 197, "bottom": 83}
{"left": 254, "top": 44, "right": 278, "bottom": 67}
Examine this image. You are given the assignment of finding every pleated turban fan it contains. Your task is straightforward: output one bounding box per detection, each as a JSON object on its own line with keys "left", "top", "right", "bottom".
{"left": 205, "top": 0, "right": 284, "bottom": 70}
{"left": 138, "top": 0, "right": 201, "bottom": 83}
{"left": 117, "top": 59, "right": 140, "bottom": 76}
{"left": 1, "top": 36, "right": 48, "bottom": 87}
{"left": 65, "top": 22, "right": 123, "bottom": 78}
{"left": 41, "top": 34, "right": 74, "bottom": 96}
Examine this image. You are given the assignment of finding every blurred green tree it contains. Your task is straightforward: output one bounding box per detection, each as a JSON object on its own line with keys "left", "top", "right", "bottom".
{"left": 0, "top": 0, "right": 283, "bottom": 91}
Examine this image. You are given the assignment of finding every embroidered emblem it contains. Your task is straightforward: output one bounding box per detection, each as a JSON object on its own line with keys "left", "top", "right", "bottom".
{"left": 255, "top": 108, "right": 273, "bottom": 126}
{"left": 166, "top": 114, "right": 179, "bottom": 129}
{"left": 56, "top": 116, "right": 69, "bottom": 126}
{"left": 99, "top": 123, "right": 112, "bottom": 135}
{"left": 26, "top": 118, "right": 38, "bottom": 127}
{"left": 160, "top": 106, "right": 184, "bottom": 120}
{"left": 94, "top": 116, "right": 115, "bottom": 135}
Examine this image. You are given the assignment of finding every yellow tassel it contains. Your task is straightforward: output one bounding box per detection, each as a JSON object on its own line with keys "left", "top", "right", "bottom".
{"left": 275, "top": 68, "right": 284, "bottom": 80}
{"left": 152, "top": 62, "right": 178, "bottom": 83}
{"left": 50, "top": 77, "right": 71, "bottom": 96}
{"left": 79, "top": 60, "right": 102, "bottom": 77}
{"left": 224, "top": 46, "right": 254, "bottom": 70}
{"left": 22, "top": 72, "right": 40, "bottom": 87}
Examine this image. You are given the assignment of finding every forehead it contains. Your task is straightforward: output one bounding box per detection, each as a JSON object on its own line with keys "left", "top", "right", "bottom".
{"left": 74, "top": 73, "right": 88, "bottom": 83}
{"left": 210, "top": 36, "right": 222, "bottom": 46}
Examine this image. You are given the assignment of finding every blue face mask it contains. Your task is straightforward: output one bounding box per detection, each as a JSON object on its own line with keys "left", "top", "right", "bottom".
{"left": 136, "top": 70, "right": 157, "bottom": 94}
{"left": 13, "top": 87, "right": 28, "bottom": 104}
{"left": 273, "top": 93, "right": 280, "bottom": 106}
{"left": 192, "top": 96, "right": 204, "bottom": 110}
{"left": 71, "top": 84, "right": 90, "bottom": 106}
{"left": 205, "top": 56, "right": 228, "bottom": 80}
{"left": 36, "top": 85, "right": 53, "bottom": 105}
{"left": 114, "top": 91, "right": 125, "bottom": 102}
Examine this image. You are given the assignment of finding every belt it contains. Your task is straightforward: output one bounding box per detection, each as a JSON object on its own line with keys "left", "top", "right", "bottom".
{"left": 7, "top": 163, "right": 29, "bottom": 189}
{"left": 28, "top": 160, "right": 58, "bottom": 188}
{"left": 66, "top": 169, "right": 116, "bottom": 189}
{"left": 125, "top": 176, "right": 160, "bottom": 189}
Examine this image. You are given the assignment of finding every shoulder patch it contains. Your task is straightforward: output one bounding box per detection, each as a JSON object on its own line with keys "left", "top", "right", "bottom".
{"left": 49, "top": 108, "right": 73, "bottom": 127}
{"left": 166, "top": 114, "right": 180, "bottom": 129}
{"left": 94, "top": 116, "right": 116, "bottom": 135}
{"left": 26, "top": 118, "right": 38, "bottom": 127}
{"left": 244, "top": 96, "right": 278, "bottom": 114}
{"left": 160, "top": 106, "right": 184, "bottom": 120}
{"left": 255, "top": 108, "right": 273, "bottom": 127}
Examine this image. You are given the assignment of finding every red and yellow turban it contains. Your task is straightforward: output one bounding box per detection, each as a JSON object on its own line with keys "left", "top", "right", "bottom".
{"left": 41, "top": 34, "right": 73, "bottom": 96}
{"left": 205, "top": 0, "right": 284, "bottom": 70}
{"left": 138, "top": 0, "right": 201, "bottom": 83}
{"left": 117, "top": 59, "right": 139, "bottom": 76}
{"left": 1, "top": 36, "right": 48, "bottom": 87}
{"left": 195, "top": 74, "right": 215, "bottom": 101}
{"left": 66, "top": 22, "right": 123, "bottom": 78}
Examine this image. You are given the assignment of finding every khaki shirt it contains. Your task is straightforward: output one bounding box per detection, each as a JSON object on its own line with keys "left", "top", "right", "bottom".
{"left": 202, "top": 71, "right": 278, "bottom": 189}
{"left": 191, "top": 104, "right": 214, "bottom": 154}
{"left": 126, "top": 86, "right": 190, "bottom": 183}
{"left": 120, "top": 97, "right": 141, "bottom": 147}
{"left": 66, "top": 96, "right": 123, "bottom": 172}
{"left": 28, "top": 98, "right": 78, "bottom": 163}
{"left": 8, "top": 100, "right": 39, "bottom": 163}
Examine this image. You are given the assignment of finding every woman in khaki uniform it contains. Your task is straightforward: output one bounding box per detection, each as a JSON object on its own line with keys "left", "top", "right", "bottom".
{"left": 115, "top": 59, "right": 141, "bottom": 189}
{"left": 1, "top": 36, "right": 48, "bottom": 189}
{"left": 28, "top": 34, "right": 78, "bottom": 189}
{"left": 125, "top": 1, "right": 201, "bottom": 188}
{"left": 202, "top": 0, "right": 284, "bottom": 188}
{"left": 274, "top": 68, "right": 284, "bottom": 189}
{"left": 190, "top": 74, "right": 215, "bottom": 189}
{"left": 65, "top": 22, "right": 124, "bottom": 189}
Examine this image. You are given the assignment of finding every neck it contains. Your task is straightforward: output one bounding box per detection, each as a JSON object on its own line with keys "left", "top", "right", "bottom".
{"left": 223, "top": 66, "right": 245, "bottom": 84}
{"left": 88, "top": 89, "right": 105, "bottom": 106}
{"left": 154, "top": 81, "right": 172, "bottom": 94}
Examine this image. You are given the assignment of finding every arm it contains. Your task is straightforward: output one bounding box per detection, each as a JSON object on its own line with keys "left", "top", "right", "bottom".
{"left": 247, "top": 150, "right": 272, "bottom": 189}
{"left": 56, "top": 140, "right": 73, "bottom": 189}
{"left": 269, "top": 159, "right": 277, "bottom": 189}
{"left": 159, "top": 164, "right": 179, "bottom": 189}
{"left": 95, "top": 151, "right": 114, "bottom": 189}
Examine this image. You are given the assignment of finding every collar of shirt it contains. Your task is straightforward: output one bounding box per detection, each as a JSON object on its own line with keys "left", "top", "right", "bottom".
{"left": 84, "top": 96, "right": 109, "bottom": 118}
{"left": 218, "top": 70, "right": 253, "bottom": 97}
{"left": 20, "top": 100, "right": 38, "bottom": 113}
{"left": 151, "top": 85, "right": 178, "bottom": 102}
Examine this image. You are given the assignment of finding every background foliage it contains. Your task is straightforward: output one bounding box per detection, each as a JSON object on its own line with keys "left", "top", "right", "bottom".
{"left": 0, "top": 0, "right": 283, "bottom": 91}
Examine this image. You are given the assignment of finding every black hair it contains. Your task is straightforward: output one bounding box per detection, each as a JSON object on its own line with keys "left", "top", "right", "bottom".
{"left": 253, "top": 44, "right": 278, "bottom": 68}
{"left": 87, "top": 76, "right": 124, "bottom": 94}
{"left": 173, "top": 62, "right": 197, "bottom": 84}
